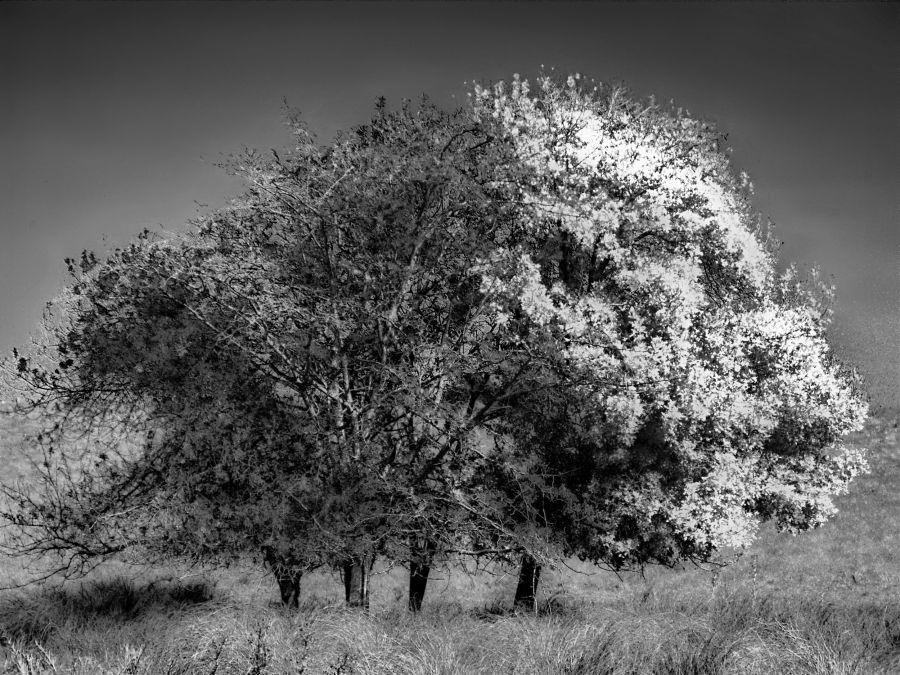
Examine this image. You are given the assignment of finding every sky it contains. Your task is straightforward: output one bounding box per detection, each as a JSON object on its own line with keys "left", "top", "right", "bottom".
{"left": 1, "top": 2, "right": 897, "bottom": 409}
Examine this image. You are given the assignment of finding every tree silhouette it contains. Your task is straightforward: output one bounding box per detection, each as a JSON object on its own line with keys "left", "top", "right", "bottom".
{"left": 1, "top": 74, "right": 869, "bottom": 612}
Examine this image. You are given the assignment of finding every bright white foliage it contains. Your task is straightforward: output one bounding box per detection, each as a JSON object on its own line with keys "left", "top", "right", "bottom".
{"left": 470, "top": 74, "right": 868, "bottom": 555}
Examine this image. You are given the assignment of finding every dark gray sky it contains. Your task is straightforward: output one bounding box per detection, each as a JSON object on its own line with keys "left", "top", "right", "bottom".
{"left": 1, "top": 2, "right": 897, "bottom": 407}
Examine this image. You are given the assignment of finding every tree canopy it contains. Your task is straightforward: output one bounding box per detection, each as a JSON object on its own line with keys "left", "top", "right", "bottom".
{"left": 464, "top": 76, "right": 867, "bottom": 585}
{"left": 1, "top": 73, "right": 869, "bottom": 609}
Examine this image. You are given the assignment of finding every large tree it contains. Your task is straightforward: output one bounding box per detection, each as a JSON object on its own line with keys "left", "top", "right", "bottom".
{"left": 1, "top": 74, "right": 868, "bottom": 611}
{"left": 463, "top": 74, "right": 869, "bottom": 608}
{"left": 1, "top": 98, "right": 536, "bottom": 609}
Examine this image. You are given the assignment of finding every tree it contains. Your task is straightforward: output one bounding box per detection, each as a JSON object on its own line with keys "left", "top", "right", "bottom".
{"left": 1, "top": 73, "right": 869, "bottom": 612}
{"left": 0, "top": 98, "right": 537, "bottom": 609}
{"left": 461, "top": 73, "right": 869, "bottom": 608}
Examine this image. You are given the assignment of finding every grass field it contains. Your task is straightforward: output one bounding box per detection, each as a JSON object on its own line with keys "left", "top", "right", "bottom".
{"left": 0, "top": 413, "right": 897, "bottom": 674}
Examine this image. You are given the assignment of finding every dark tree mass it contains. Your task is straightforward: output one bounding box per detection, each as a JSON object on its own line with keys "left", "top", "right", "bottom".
{"left": 1, "top": 74, "right": 868, "bottom": 611}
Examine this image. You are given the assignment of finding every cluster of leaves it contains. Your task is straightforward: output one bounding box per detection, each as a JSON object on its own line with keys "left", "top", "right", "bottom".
{"left": 0, "top": 73, "right": 868, "bottom": 591}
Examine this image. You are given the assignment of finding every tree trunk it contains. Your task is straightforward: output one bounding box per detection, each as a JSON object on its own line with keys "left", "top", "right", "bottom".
{"left": 513, "top": 553, "right": 541, "bottom": 612}
{"left": 264, "top": 549, "right": 303, "bottom": 608}
{"left": 276, "top": 568, "right": 303, "bottom": 608}
{"left": 343, "top": 555, "right": 373, "bottom": 609}
{"left": 408, "top": 539, "right": 435, "bottom": 612}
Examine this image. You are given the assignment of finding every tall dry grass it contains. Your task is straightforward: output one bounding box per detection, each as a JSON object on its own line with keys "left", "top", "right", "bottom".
{"left": 0, "top": 568, "right": 897, "bottom": 674}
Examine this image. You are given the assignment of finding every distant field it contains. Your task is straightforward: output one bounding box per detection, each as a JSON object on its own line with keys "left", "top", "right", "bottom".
{"left": 0, "top": 413, "right": 897, "bottom": 673}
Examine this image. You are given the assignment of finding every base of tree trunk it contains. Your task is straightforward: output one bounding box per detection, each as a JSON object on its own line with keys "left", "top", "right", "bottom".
{"left": 408, "top": 538, "right": 435, "bottom": 612}
{"left": 513, "top": 553, "right": 541, "bottom": 612}
{"left": 408, "top": 560, "right": 430, "bottom": 611}
{"left": 264, "top": 549, "right": 303, "bottom": 608}
{"left": 343, "top": 556, "right": 373, "bottom": 608}
{"left": 276, "top": 570, "right": 302, "bottom": 608}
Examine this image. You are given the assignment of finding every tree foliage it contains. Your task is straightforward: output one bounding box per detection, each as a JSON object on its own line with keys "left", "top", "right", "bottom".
{"left": 1, "top": 73, "right": 868, "bottom": 607}
{"left": 465, "top": 74, "right": 868, "bottom": 575}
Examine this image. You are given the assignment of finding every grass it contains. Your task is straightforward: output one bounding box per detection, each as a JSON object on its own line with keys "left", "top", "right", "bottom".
{"left": 0, "top": 571, "right": 896, "bottom": 674}
{"left": 0, "top": 413, "right": 897, "bottom": 673}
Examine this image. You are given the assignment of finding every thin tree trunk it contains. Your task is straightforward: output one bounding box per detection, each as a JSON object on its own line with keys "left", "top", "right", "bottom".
{"left": 343, "top": 555, "right": 373, "bottom": 609}
{"left": 408, "top": 539, "right": 435, "bottom": 612}
{"left": 513, "top": 553, "right": 541, "bottom": 612}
